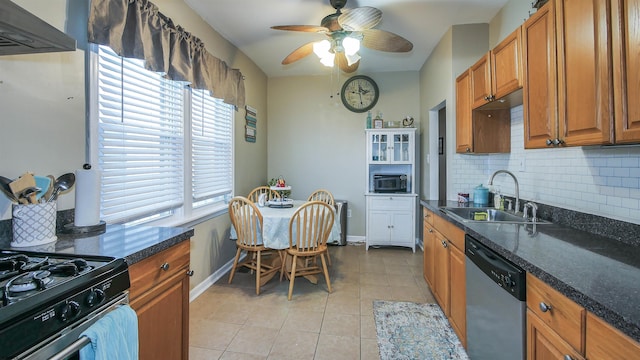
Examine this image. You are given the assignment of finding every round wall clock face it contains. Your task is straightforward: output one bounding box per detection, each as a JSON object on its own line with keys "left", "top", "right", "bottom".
{"left": 340, "top": 75, "right": 379, "bottom": 113}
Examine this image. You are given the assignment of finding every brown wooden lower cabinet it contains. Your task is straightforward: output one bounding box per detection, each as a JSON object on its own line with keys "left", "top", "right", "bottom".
{"left": 586, "top": 312, "right": 640, "bottom": 360}
{"left": 448, "top": 243, "right": 466, "bottom": 348}
{"left": 527, "top": 273, "right": 640, "bottom": 359}
{"left": 422, "top": 208, "right": 466, "bottom": 346}
{"left": 422, "top": 209, "right": 435, "bottom": 288}
{"left": 527, "top": 309, "right": 585, "bottom": 360}
{"left": 129, "top": 240, "right": 191, "bottom": 360}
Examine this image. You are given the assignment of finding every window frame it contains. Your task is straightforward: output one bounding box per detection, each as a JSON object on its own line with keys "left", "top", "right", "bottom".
{"left": 88, "top": 44, "right": 235, "bottom": 227}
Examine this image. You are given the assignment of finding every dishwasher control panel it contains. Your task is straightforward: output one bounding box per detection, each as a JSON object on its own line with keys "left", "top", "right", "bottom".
{"left": 465, "top": 235, "right": 526, "bottom": 301}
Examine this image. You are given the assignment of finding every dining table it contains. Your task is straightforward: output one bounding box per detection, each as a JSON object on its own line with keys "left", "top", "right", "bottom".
{"left": 229, "top": 199, "right": 341, "bottom": 250}
{"left": 229, "top": 199, "right": 341, "bottom": 286}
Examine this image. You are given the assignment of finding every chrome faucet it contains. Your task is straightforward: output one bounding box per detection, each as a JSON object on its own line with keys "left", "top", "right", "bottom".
{"left": 488, "top": 170, "right": 520, "bottom": 214}
{"left": 523, "top": 202, "right": 538, "bottom": 222}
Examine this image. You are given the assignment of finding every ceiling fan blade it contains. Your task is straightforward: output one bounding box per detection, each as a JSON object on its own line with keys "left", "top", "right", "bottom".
{"left": 281, "top": 42, "right": 316, "bottom": 65}
{"left": 361, "top": 29, "right": 413, "bottom": 52}
{"left": 336, "top": 52, "right": 359, "bottom": 73}
{"left": 338, "top": 7, "right": 382, "bottom": 31}
{"left": 271, "top": 25, "right": 329, "bottom": 33}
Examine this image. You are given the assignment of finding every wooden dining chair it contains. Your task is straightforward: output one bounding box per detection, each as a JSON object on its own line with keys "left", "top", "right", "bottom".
{"left": 247, "top": 186, "right": 281, "bottom": 203}
{"left": 307, "top": 189, "right": 335, "bottom": 206}
{"left": 282, "top": 201, "right": 334, "bottom": 300}
{"left": 228, "top": 196, "right": 279, "bottom": 295}
{"left": 306, "top": 189, "right": 336, "bottom": 265}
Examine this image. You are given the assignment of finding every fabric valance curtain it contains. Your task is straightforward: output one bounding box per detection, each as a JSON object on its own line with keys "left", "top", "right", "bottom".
{"left": 88, "top": 0, "right": 245, "bottom": 108}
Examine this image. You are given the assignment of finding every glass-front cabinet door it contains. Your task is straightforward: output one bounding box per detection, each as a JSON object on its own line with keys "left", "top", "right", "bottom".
{"left": 392, "top": 133, "right": 412, "bottom": 162}
{"left": 369, "top": 133, "right": 388, "bottom": 163}
{"left": 368, "top": 130, "right": 413, "bottom": 164}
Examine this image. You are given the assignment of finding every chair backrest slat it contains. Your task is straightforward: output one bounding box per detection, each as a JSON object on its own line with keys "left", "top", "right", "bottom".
{"left": 289, "top": 201, "right": 334, "bottom": 253}
{"left": 248, "top": 186, "right": 281, "bottom": 203}
{"left": 307, "top": 189, "right": 335, "bottom": 207}
{"left": 229, "top": 196, "right": 263, "bottom": 247}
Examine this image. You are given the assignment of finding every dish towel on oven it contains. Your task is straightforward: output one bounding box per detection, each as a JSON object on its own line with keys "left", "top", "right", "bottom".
{"left": 79, "top": 304, "right": 138, "bottom": 360}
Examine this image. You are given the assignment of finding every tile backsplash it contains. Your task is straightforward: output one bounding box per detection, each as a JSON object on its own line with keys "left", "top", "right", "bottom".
{"left": 452, "top": 105, "right": 640, "bottom": 225}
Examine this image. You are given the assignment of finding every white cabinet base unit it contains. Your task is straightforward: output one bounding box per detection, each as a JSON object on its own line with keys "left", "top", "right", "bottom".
{"left": 366, "top": 194, "right": 417, "bottom": 252}
{"left": 365, "top": 128, "right": 418, "bottom": 252}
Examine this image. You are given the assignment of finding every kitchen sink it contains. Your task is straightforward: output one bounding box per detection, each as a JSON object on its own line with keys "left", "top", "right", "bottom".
{"left": 440, "top": 207, "right": 552, "bottom": 224}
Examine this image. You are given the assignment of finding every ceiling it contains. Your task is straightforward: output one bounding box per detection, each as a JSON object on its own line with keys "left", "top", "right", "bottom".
{"left": 183, "top": 0, "right": 511, "bottom": 78}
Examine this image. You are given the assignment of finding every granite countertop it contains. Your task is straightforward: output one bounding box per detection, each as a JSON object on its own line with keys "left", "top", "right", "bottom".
{"left": 421, "top": 199, "right": 640, "bottom": 343}
{"left": 0, "top": 224, "right": 194, "bottom": 266}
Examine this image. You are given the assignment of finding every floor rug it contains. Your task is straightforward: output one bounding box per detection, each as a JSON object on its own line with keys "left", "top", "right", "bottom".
{"left": 373, "top": 300, "right": 469, "bottom": 360}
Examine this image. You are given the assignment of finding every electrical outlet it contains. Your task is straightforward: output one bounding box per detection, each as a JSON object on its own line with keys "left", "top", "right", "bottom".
{"left": 347, "top": 209, "right": 352, "bottom": 218}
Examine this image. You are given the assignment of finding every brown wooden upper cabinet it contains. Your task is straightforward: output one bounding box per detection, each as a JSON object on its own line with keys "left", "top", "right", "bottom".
{"left": 455, "top": 70, "right": 473, "bottom": 153}
{"left": 523, "top": 0, "right": 640, "bottom": 148}
{"left": 471, "top": 29, "right": 523, "bottom": 109}
{"left": 522, "top": 2, "right": 558, "bottom": 148}
{"left": 612, "top": 0, "right": 640, "bottom": 143}
{"left": 456, "top": 67, "right": 511, "bottom": 154}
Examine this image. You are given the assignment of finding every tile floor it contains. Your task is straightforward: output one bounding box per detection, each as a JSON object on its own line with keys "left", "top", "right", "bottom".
{"left": 189, "top": 243, "right": 435, "bottom": 360}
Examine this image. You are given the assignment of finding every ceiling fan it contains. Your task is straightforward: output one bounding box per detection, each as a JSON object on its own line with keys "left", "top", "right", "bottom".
{"left": 271, "top": 0, "right": 413, "bottom": 73}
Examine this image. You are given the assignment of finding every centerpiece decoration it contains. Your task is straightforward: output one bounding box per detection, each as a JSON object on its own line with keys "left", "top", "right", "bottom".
{"left": 268, "top": 176, "right": 293, "bottom": 207}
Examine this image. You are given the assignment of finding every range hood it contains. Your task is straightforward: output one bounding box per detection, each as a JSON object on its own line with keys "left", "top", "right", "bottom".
{"left": 0, "top": 0, "right": 76, "bottom": 56}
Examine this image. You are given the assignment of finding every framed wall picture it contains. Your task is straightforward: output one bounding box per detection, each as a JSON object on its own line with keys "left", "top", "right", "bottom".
{"left": 373, "top": 119, "right": 383, "bottom": 129}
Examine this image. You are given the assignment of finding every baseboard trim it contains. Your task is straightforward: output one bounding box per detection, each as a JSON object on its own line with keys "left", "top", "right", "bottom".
{"left": 189, "top": 254, "right": 244, "bottom": 302}
{"left": 189, "top": 234, "right": 368, "bottom": 302}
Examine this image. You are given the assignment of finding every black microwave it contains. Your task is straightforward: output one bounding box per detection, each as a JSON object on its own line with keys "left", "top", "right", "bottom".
{"left": 373, "top": 174, "right": 408, "bottom": 193}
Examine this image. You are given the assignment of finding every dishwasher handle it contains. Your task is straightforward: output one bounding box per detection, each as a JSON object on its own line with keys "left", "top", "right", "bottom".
{"left": 468, "top": 241, "right": 517, "bottom": 275}
{"left": 465, "top": 234, "right": 526, "bottom": 301}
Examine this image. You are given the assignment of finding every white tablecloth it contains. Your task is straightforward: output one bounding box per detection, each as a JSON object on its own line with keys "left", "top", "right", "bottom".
{"left": 230, "top": 200, "right": 340, "bottom": 249}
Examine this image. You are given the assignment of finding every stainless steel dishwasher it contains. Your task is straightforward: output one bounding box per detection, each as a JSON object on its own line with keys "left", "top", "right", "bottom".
{"left": 465, "top": 234, "right": 526, "bottom": 360}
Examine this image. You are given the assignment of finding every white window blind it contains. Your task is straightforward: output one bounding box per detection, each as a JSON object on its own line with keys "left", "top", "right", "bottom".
{"left": 191, "top": 90, "right": 233, "bottom": 207}
{"left": 96, "top": 45, "right": 185, "bottom": 224}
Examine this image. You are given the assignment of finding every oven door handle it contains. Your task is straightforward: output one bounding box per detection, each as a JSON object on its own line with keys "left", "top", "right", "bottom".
{"left": 20, "top": 292, "right": 130, "bottom": 360}
{"left": 48, "top": 336, "right": 91, "bottom": 360}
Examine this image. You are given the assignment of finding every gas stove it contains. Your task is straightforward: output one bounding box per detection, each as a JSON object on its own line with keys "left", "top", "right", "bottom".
{"left": 0, "top": 249, "right": 130, "bottom": 359}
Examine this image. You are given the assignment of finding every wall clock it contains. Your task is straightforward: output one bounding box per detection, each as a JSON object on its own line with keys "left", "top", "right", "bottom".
{"left": 340, "top": 75, "right": 379, "bottom": 113}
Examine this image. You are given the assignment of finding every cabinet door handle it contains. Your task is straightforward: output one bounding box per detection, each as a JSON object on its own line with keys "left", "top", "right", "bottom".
{"left": 186, "top": 270, "right": 194, "bottom": 276}
{"left": 428, "top": 229, "right": 433, "bottom": 233}
{"left": 539, "top": 302, "right": 552, "bottom": 313}
{"left": 466, "top": 147, "right": 471, "bottom": 153}
{"left": 563, "top": 355, "right": 574, "bottom": 360}
{"left": 160, "top": 262, "right": 170, "bottom": 271}
{"left": 441, "top": 240, "right": 448, "bottom": 248}
{"left": 546, "top": 139, "right": 553, "bottom": 146}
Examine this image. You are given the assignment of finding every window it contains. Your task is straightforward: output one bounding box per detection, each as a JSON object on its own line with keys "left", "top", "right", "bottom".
{"left": 91, "top": 45, "right": 234, "bottom": 225}
{"left": 191, "top": 90, "right": 234, "bottom": 208}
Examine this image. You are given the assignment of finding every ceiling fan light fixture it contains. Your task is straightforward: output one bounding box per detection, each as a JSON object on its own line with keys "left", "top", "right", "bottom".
{"left": 343, "top": 36, "right": 360, "bottom": 56}
{"left": 345, "top": 52, "right": 360, "bottom": 66}
{"left": 313, "top": 40, "right": 332, "bottom": 57}
{"left": 320, "top": 52, "right": 335, "bottom": 67}
{"left": 314, "top": 39, "right": 335, "bottom": 67}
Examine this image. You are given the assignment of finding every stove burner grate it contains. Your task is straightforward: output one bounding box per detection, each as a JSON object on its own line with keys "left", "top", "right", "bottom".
{"left": 0, "top": 256, "right": 94, "bottom": 306}
{"left": 7, "top": 270, "right": 53, "bottom": 293}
